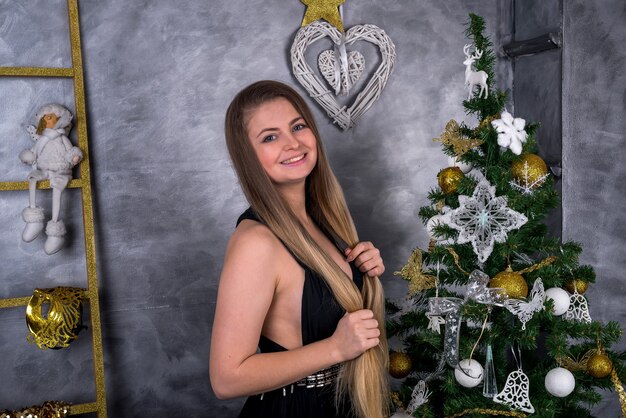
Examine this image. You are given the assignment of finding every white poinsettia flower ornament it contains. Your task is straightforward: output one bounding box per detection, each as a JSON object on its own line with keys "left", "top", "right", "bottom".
{"left": 491, "top": 110, "right": 528, "bottom": 155}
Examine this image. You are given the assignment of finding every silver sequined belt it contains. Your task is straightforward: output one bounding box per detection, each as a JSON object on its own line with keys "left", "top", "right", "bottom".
{"left": 295, "top": 363, "right": 341, "bottom": 388}
{"left": 260, "top": 364, "right": 341, "bottom": 399}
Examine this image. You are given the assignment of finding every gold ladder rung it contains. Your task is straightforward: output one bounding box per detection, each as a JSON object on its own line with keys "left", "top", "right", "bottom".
{"left": 69, "top": 402, "right": 98, "bottom": 415}
{"left": 0, "top": 179, "right": 83, "bottom": 191}
{"left": 0, "top": 296, "right": 31, "bottom": 309}
{"left": 0, "top": 67, "right": 74, "bottom": 77}
{"left": 0, "top": 291, "right": 90, "bottom": 309}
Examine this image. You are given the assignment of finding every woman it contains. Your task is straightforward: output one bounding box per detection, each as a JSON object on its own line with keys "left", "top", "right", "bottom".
{"left": 210, "top": 80, "right": 389, "bottom": 418}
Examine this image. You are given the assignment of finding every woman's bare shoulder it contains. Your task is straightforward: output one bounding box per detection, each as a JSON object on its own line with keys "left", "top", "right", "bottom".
{"left": 228, "top": 219, "right": 280, "bottom": 252}
{"left": 221, "top": 219, "right": 285, "bottom": 279}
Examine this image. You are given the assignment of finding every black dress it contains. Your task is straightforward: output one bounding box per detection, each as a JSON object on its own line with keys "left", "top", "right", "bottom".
{"left": 236, "top": 208, "right": 361, "bottom": 418}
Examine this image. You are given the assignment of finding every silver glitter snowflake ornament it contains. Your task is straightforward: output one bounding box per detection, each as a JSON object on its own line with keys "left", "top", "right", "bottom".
{"left": 441, "top": 180, "right": 528, "bottom": 263}
{"left": 509, "top": 160, "right": 550, "bottom": 195}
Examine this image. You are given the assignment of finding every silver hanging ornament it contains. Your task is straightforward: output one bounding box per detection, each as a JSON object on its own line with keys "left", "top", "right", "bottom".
{"left": 482, "top": 343, "right": 498, "bottom": 397}
{"left": 482, "top": 311, "right": 498, "bottom": 398}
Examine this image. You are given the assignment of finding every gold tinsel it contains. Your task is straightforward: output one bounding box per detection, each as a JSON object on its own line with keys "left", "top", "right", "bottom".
{"left": 446, "top": 408, "right": 526, "bottom": 418}
{"left": 394, "top": 248, "right": 437, "bottom": 294}
{"left": 610, "top": 369, "right": 626, "bottom": 417}
{"left": 438, "top": 166, "right": 464, "bottom": 195}
{"left": 433, "top": 119, "right": 484, "bottom": 156}
{"left": 517, "top": 255, "right": 557, "bottom": 274}
{"left": 389, "top": 351, "right": 412, "bottom": 379}
{"left": 511, "top": 153, "right": 548, "bottom": 189}
{"left": 446, "top": 247, "right": 471, "bottom": 276}
{"left": 300, "top": 0, "right": 345, "bottom": 32}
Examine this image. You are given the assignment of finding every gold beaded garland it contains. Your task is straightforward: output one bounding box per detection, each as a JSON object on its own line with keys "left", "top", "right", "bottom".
{"left": 587, "top": 352, "right": 613, "bottom": 378}
{"left": 389, "top": 351, "right": 412, "bottom": 379}
{"left": 565, "top": 279, "right": 589, "bottom": 294}
{"left": 438, "top": 167, "right": 464, "bottom": 195}
{"left": 511, "top": 154, "right": 548, "bottom": 189}
{"left": 489, "top": 268, "right": 529, "bottom": 299}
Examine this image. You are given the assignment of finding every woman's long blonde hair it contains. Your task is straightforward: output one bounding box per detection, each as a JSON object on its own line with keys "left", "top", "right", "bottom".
{"left": 225, "top": 80, "right": 389, "bottom": 418}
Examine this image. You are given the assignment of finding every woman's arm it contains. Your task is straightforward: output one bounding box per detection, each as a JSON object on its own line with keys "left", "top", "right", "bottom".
{"left": 209, "top": 222, "right": 380, "bottom": 399}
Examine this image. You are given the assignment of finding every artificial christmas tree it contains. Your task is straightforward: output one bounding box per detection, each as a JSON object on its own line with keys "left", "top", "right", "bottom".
{"left": 388, "top": 14, "right": 626, "bottom": 418}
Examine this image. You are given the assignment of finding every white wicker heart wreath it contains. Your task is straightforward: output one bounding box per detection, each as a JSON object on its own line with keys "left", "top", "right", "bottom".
{"left": 318, "top": 49, "right": 365, "bottom": 95}
{"left": 290, "top": 21, "right": 396, "bottom": 130}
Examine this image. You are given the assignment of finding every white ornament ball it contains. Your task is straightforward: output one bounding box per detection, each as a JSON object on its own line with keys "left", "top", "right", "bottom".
{"left": 545, "top": 367, "right": 575, "bottom": 397}
{"left": 545, "top": 287, "right": 570, "bottom": 316}
{"left": 454, "top": 359, "right": 484, "bottom": 388}
{"left": 448, "top": 156, "right": 473, "bottom": 173}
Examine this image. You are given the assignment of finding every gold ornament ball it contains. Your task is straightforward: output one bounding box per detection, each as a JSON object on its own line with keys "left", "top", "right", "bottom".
{"left": 565, "top": 279, "right": 589, "bottom": 294}
{"left": 489, "top": 270, "right": 529, "bottom": 299}
{"left": 438, "top": 167, "right": 465, "bottom": 195}
{"left": 587, "top": 352, "right": 613, "bottom": 378}
{"left": 511, "top": 153, "right": 548, "bottom": 188}
{"left": 389, "top": 351, "right": 412, "bottom": 379}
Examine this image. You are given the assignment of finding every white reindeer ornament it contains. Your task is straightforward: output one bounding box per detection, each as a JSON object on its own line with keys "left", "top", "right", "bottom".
{"left": 463, "top": 44, "right": 488, "bottom": 100}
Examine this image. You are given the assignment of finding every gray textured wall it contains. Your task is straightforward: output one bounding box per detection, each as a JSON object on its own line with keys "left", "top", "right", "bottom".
{"left": 512, "top": 0, "right": 563, "bottom": 237}
{"left": 562, "top": 0, "right": 626, "bottom": 415}
{"left": 0, "top": 0, "right": 623, "bottom": 417}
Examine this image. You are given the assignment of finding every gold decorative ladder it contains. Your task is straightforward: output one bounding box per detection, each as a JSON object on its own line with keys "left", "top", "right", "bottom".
{"left": 0, "top": 0, "right": 107, "bottom": 416}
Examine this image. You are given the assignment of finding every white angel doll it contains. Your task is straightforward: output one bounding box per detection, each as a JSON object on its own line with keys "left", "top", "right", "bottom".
{"left": 19, "top": 104, "right": 83, "bottom": 255}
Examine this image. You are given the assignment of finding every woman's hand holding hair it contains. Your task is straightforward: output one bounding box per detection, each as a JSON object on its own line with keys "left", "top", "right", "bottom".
{"left": 345, "top": 241, "right": 385, "bottom": 278}
{"left": 329, "top": 309, "right": 380, "bottom": 362}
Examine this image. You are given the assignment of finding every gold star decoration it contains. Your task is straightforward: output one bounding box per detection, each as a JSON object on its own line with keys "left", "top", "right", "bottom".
{"left": 301, "top": 0, "right": 345, "bottom": 33}
{"left": 394, "top": 248, "right": 437, "bottom": 295}
{"left": 433, "top": 119, "right": 484, "bottom": 156}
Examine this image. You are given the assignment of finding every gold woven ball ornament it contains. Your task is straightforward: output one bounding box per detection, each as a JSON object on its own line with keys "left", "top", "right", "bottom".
{"left": 511, "top": 153, "right": 548, "bottom": 188}
{"left": 389, "top": 351, "right": 412, "bottom": 379}
{"left": 438, "top": 167, "right": 465, "bottom": 195}
{"left": 489, "top": 268, "right": 529, "bottom": 299}
{"left": 587, "top": 352, "right": 613, "bottom": 378}
{"left": 565, "top": 279, "right": 589, "bottom": 294}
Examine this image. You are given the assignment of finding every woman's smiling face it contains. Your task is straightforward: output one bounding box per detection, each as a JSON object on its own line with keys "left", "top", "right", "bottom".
{"left": 246, "top": 97, "right": 317, "bottom": 187}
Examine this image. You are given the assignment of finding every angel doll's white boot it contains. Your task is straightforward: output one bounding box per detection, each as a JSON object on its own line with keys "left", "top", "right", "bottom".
{"left": 22, "top": 206, "right": 45, "bottom": 242}
{"left": 44, "top": 220, "right": 66, "bottom": 255}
